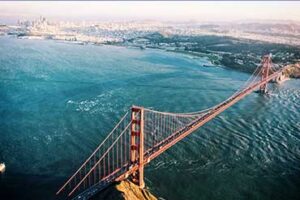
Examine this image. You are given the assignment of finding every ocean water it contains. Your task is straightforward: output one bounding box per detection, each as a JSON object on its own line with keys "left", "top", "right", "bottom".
{"left": 0, "top": 36, "right": 299, "bottom": 200}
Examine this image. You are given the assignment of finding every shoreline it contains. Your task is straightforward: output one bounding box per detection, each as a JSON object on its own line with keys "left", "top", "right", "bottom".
{"left": 2, "top": 34, "right": 299, "bottom": 78}
{"left": 1, "top": 34, "right": 218, "bottom": 66}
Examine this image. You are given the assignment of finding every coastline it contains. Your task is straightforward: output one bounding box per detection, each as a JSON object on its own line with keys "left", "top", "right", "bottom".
{"left": 2, "top": 34, "right": 299, "bottom": 79}
{"left": 0, "top": 32, "right": 298, "bottom": 199}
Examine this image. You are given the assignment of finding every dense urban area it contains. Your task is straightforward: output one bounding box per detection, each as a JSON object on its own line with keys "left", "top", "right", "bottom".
{"left": 1, "top": 17, "right": 300, "bottom": 74}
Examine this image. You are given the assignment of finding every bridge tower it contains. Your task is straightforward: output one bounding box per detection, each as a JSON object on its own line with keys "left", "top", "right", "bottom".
{"left": 259, "top": 54, "right": 272, "bottom": 93}
{"left": 130, "top": 106, "right": 145, "bottom": 188}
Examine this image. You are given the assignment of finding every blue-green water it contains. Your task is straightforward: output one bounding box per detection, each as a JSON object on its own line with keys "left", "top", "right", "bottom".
{"left": 0, "top": 36, "right": 299, "bottom": 200}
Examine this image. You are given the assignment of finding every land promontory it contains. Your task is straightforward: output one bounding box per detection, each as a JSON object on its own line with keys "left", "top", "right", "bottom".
{"left": 90, "top": 181, "right": 158, "bottom": 200}
{"left": 283, "top": 63, "right": 300, "bottom": 78}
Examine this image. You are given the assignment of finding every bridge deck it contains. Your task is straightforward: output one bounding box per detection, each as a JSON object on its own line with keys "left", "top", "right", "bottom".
{"left": 72, "top": 68, "right": 285, "bottom": 199}
{"left": 56, "top": 55, "right": 288, "bottom": 199}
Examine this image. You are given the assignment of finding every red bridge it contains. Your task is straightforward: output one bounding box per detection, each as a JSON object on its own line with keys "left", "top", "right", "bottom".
{"left": 56, "top": 54, "right": 287, "bottom": 199}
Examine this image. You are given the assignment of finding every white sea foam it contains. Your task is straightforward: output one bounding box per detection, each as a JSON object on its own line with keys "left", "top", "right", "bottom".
{"left": 67, "top": 100, "right": 74, "bottom": 104}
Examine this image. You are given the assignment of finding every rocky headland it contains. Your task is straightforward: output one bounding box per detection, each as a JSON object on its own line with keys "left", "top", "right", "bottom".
{"left": 90, "top": 181, "right": 158, "bottom": 200}
{"left": 283, "top": 63, "right": 300, "bottom": 78}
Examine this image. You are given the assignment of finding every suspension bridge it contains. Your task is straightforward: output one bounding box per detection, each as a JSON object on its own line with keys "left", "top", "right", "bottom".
{"left": 56, "top": 54, "right": 287, "bottom": 199}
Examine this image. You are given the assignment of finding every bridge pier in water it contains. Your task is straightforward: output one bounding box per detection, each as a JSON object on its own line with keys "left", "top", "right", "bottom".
{"left": 259, "top": 54, "right": 272, "bottom": 93}
{"left": 130, "top": 106, "right": 145, "bottom": 188}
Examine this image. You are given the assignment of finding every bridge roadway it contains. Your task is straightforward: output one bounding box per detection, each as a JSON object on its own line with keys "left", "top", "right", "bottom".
{"left": 72, "top": 67, "right": 285, "bottom": 200}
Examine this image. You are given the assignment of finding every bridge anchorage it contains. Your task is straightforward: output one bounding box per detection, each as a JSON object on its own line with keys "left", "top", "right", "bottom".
{"left": 56, "top": 54, "right": 287, "bottom": 199}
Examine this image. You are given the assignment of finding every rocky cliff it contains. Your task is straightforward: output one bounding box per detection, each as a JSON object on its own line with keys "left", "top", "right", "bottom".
{"left": 90, "top": 180, "right": 157, "bottom": 200}
{"left": 283, "top": 63, "right": 300, "bottom": 78}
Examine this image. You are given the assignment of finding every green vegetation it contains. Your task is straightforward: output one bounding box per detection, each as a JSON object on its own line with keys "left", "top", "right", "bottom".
{"left": 127, "top": 33, "right": 300, "bottom": 74}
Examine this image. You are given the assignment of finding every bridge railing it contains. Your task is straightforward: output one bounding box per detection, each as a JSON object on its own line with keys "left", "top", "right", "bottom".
{"left": 143, "top": 108, "right": 209, "bottom": 155}
{"left": 57, "top": 54, "right": 283, "bottom": 199}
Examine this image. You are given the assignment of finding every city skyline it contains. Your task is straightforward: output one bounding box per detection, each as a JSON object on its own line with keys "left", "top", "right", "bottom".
{"left": 1, "top": 1, "right": 300, "bottom": 24}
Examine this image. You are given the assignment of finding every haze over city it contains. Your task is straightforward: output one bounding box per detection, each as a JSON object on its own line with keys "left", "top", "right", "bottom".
{"left": 1, "top": 1, "right": 300, "bottom": 23}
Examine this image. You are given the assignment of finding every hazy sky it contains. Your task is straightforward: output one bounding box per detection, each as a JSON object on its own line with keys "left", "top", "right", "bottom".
{"left": 1, "top": 1, "right": 300, "bottom": 23}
